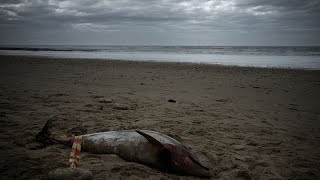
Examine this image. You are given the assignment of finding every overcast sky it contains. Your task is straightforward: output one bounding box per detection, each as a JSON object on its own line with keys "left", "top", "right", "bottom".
{"left": 0, "top": 0, "right": 319, "bottom": 46}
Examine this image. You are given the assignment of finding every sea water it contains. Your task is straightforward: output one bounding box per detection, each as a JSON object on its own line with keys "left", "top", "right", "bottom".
{"left": 1, "top": 45, "right": 319, "bottom": 69}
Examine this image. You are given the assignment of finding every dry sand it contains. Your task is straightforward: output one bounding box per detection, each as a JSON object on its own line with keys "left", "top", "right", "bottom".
{"left": 0, "top": 55, "right": 319, "bottom": 179}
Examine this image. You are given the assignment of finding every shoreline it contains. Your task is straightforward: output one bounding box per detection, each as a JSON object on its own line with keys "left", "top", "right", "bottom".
{"left": 1, "top": 54, "right": 319, "bottom": 72}
{"left": 0, "top": 55, "right": 319, "bottom": 179}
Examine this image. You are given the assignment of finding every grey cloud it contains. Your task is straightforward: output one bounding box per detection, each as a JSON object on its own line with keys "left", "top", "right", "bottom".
{"left": 0, "top": 0, "right": 319, "bottom": 45}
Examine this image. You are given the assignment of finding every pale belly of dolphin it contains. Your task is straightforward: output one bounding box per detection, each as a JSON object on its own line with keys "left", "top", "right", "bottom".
{"left": 81, "top": 130, "right": 185, "bottom": 168}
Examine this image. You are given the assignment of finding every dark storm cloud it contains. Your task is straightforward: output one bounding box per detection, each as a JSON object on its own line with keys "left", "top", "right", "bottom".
{"left": 0, "top": 0, "right": 319, "bottom": 45}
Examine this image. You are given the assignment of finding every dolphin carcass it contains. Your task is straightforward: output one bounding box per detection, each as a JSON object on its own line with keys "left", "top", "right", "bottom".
{"left": 38, "top": 121, "right": 210, "bottom": 178}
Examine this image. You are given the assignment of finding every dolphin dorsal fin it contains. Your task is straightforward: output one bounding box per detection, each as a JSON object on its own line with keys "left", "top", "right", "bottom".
{"left": 136, "top": 130, "right": 164, "bottom": 148}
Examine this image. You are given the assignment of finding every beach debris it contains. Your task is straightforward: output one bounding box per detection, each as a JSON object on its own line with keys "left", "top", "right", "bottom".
{"left": 246, "top": 141, "right": 258, "bottom": 146}
{"left": 216, "top": 99, "right": 229, "bottom": 102}
{"left": 168, "top": 99, "right": 176, "bottom": 103}
{"left": 113, "top": 103, "right": 129, "bottom": 110}
{"left": 233, "top": 145, "right": 245, "bottom": 151}
{"left": 289, "top": 107, "right": 298, "bottom": 111}
{"left": 98, "top": 98, "right": 112, "bottom": 103}
{"left": 84, "top": 104, "right": 93, "bottom": 107}
{"left": 91, "top": 95, "right": 104, "bottom": 99}
{"left": 48, "top": 93, "right": 69, "bottom": 97}
{"left": 195, "top": 109, "right": 204, "bottom": 112}
{"left": 48, "top": 168, "right": 93, "bottom": 180}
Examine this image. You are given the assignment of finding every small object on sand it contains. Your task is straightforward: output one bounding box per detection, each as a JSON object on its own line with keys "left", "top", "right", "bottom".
{"left": 98, "top": 98, "right": 112, "bottom": 103}
{"left": 233, "top": 145, "right": 245, "bottom": 151}
{"left": 113, "top": 103, "right": 129, "bottom": 110}
{"left": 48, "top": 167, "right": 93, "bottom": 180}
{"left": 168, "top": 99, "right": 176, "bottom": 103}
{"left": 216, "top": 99, "right": 228, "bottom": 102}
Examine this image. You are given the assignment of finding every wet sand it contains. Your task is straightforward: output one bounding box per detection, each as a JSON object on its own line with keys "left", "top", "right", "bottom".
{"left": 0, "top": 55, "right": 319, "bottom": 179}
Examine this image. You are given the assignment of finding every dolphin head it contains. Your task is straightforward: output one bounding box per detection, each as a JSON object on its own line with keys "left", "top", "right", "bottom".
{"left": 160, "top": 144, "right": 210, "bottom": 178}
{"left": 136, "top": 130, "right": 210, "bottom": 178}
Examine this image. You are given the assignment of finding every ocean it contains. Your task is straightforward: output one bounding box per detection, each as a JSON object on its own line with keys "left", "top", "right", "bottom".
{"left": 1, "top": 45, "right": 320, "bottom": 69}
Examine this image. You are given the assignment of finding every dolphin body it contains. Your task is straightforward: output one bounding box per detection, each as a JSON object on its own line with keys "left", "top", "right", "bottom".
{"left": 83, "top": 130, "right": 210, "bottom": 177}
{"left": 38, "top": 122, "right": 210, "bottom": 177}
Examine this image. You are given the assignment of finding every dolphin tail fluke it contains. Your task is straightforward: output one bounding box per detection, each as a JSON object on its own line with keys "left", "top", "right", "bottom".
{"left": 36, "top": 118, "right": 72, "bottom": 147}
{"left": 36, "top": 119, "right": 55, "bottom": 147}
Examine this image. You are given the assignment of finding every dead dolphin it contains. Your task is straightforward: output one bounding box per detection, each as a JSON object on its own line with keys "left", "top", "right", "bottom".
{"left": 38, "top": 121, "right": 210, "bottom": 177}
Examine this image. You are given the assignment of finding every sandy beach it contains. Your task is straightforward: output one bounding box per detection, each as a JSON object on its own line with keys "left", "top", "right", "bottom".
{"left": 0, "top": 55, "right": 319, "bottom": 179}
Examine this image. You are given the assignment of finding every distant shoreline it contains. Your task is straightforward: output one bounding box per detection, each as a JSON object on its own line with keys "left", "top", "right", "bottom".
{"left": 1, "top": 54, "right": 319, "bottom": 71}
